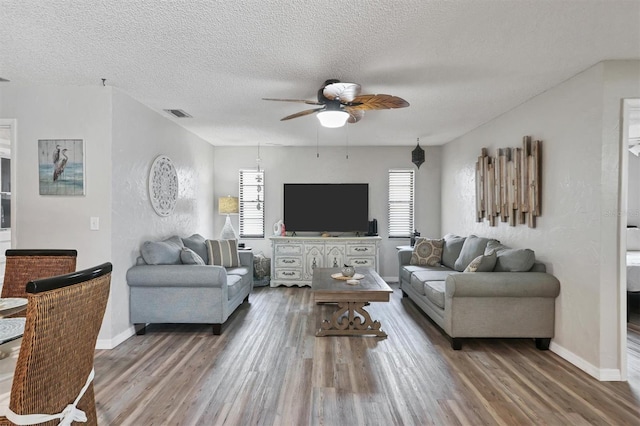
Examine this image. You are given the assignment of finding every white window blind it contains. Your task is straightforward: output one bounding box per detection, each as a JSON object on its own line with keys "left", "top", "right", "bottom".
{"left": 239, "top": 170, "right": 264, "bottom": 238}
{"left": 388, "top": 169, "right": 414, "bottom": 238}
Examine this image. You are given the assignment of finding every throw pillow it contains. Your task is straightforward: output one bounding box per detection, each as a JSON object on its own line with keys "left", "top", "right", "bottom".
{"left": 140, "top": 236, "right": 184, "bottom": 265}
{"left": 182, "top": 234, "right": 209, "bottom": 264}
{"left": 206, "top": 239, "right": 240, "bottom": 267}
{"left": 441, "top": 234, "right": 466, "bottom": 269}
{"left": 485, "top": 240, "right": 536, "bottom": 272}
{"left": 454, "top": 235, "right": 495, "bottom": 272}
{"left": 180, "top": 247, "right": 205, "bottom": 265}
{"left": 463, "top": 250, "right": 497, "bottom": 272}
{"left": 410, "top": 238, "right": 444, "bottom": 267}
{"left": 253, "top": 253, "right": 271, "bottom": 279}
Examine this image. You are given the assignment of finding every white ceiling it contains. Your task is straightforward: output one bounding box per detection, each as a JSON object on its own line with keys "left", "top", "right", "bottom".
{"left": 1, "top": 0, "right": 639, "bottom": 147}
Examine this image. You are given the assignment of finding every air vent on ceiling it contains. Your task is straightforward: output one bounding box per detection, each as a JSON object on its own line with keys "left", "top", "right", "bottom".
{"left": 0, "top": 78, "right": 10, "bottom": 82}
{"left": 164, "top": 109, "right": 192, "bottom": 118}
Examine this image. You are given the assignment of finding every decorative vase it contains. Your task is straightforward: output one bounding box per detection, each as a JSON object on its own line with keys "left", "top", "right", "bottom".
{"left": 341, "top": 264, "right": 355, "bottom": 277}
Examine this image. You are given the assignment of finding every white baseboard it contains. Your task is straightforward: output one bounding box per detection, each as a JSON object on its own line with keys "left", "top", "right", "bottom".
{"left": 550, "top": 342, "right": 622, "bottom": 381}
{"left": 96, "top": 326, "right": 136, "bottom": 350}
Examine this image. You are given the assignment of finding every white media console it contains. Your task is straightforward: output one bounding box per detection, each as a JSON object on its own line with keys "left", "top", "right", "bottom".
{"left": 270, "top": 236, "right": 382, "bottom": 287}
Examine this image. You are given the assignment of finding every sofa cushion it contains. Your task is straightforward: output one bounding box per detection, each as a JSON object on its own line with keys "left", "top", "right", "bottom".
{"left": 454, "top": 235, "right": 493, "bottom": 272}
{"left": 411, "top": 268, "right": 457, "bottom": 283}
{"left": 141, "top": 236, "right": 184, "bottom": 265}
{"left": 226, "top": 274, "right": 244, "bottom": 300}
{"left": 423, "top": 281, "right": 446, "bottom": 309}
{"left": 182, "top": 234, "right": 209, "bottom": 264}
{"left": 410, "top": 238, "right": 443, "bottom": 266}
{"left": 226, "top": 266, "right": 250, "bottom": 276}
{"left": 442, "top": 234, "right": 466, "bottom": 269}
{"left": 409, "top": 274, "right": 426, "bottom": 295}
{"left": 464, "top": 250, "right": 497, "bottom": 272}
{"left": 206, "top": 239, "right": 240, "bottom": 267}
{"left": 400, "top": 265, "right": 429, "bottom": 284}
{"left": 485, "top": 240, "right": 536, "bottom": 272}
{"left": 180, "top": 247, "right": 205, "bottom": 265}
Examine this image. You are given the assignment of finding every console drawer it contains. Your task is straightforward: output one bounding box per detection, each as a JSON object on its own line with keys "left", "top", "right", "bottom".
{"left": 347, "top": 257, "right": 375, "bottom": 267}
{"left": 275, "top": 244, "right": 302, "bottom": 255}
{"left": 347, "top": 244, "right": 376, "bottom": 256}
{"left": 275, "top": 269, "right": 302, "bottom": 280}
{"left": 276, "top": 257, "right": 302, "bottom": 268}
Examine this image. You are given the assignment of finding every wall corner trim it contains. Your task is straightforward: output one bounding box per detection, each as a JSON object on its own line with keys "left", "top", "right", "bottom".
{"left": 96, "top": 326, "right": 136, "bottom": 350}
{"left": 550, "top": 342, "right": 622, "bottom": 382}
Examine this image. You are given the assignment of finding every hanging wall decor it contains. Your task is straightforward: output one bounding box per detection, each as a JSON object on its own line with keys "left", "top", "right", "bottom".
{"left": 38, "top": 139, "right": 85, "bottom": 196}
{"left": 148, "top": 155, "right": 178, "bottom": 217}
{"left": 475, "top": 136, "right": 541, "bottom": 228}
{"left": 412, "top": 138, "right": 425, "bottom": 169}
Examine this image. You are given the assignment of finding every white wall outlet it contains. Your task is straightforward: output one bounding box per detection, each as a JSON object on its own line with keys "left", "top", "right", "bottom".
{"left": 90, "top": 217, "right": 99, "bottom": 231}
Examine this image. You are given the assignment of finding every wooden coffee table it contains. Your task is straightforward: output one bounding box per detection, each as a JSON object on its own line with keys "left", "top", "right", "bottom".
{"left": 312, "top": 267, "right": 393, "bottom": 337}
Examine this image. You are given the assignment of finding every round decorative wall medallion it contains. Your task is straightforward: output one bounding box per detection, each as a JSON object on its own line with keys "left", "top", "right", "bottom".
{"left": 148, "top": 155, "right": 178, "bottom": 217}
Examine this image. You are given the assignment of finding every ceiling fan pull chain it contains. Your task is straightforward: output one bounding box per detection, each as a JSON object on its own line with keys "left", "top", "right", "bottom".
{"left": 346, "top": 124, "right": 349, "bottom": 160}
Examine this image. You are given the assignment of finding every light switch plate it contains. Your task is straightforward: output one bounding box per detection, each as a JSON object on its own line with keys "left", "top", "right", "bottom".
{"left": 90, "top": 217, "right": 99, "bottom": 231}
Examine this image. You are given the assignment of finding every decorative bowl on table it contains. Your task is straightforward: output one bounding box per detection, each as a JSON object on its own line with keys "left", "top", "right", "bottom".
{"left": 341, "top": 265, "right": 355, "bottom": 277}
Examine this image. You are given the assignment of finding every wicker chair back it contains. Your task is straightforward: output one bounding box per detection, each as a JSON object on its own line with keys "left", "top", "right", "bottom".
{"left": 1, "top": 250, "right": 78, "bottom": 307}
{"left": 1, "top": 262, "right": 111, "bottom": 426}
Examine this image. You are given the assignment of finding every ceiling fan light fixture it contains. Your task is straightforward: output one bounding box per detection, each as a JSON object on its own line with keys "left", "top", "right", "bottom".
{"left": 317, "top": 110, "right": 349, "bottom": 128}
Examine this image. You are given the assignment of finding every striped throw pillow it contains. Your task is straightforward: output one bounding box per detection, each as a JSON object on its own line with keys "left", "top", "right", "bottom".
{"left": 206, "top": 239, "right": 240, "bottom": 267}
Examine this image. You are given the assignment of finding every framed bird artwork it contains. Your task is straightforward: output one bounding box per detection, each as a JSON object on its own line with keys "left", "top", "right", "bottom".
{"left": 38, "top": 139, "right": 85, "bottom": 196}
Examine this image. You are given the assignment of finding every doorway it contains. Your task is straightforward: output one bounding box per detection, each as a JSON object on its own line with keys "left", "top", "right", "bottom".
{"left": 0, "top": 122, "right": 12, "bottom": 283}
{"left": 620, "top": 99, "right": 640, "bottom": 382}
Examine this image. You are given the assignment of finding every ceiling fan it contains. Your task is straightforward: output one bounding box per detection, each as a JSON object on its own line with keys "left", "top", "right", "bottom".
{"left": 263, "top": 79, "right": 409, "bottom": 128}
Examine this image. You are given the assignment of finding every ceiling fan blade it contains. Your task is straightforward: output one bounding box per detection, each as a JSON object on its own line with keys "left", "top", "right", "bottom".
{"left": 323, "top": 82, "right": 361, "bottom": 103}
{"left": 280, "top": 107, "right": 325, "bottom": 121}
{"left": 344, "top": 107, "right": 364, "bottom": 123}
{"left": 262, "top": 98, "right": 323, "bottom": 105}
{"left": 350, "top": 94, "right": 410, "bottom": 110}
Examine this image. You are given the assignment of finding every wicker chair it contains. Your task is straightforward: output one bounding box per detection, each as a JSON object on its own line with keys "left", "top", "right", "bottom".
{"left": 0, "top": 262, "right": 111, "bottom": 426}
{"left": 2, "top": 250, "right": 78, "bottom": 304}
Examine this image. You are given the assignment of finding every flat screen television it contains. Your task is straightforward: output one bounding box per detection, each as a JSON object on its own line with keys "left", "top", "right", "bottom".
{"left": 284, "top": 183, "right": 369, "bottom": 233}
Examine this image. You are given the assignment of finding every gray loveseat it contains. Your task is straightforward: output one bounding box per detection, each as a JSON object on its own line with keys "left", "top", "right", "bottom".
{"left": 399, "top": 234, "right": 560, "bottom": 350}
{"left": 127, "top": 234, "right": 253, "bottom": 335}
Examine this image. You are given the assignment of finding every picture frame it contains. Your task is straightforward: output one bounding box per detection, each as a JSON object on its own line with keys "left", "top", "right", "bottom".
{"left": 38, "top": 139, "right": 85, "bottom": 196}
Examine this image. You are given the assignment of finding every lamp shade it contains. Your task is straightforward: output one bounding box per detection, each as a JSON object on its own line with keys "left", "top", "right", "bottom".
{"left": 317, "top": 110, "right": 349, "bottom": 128}
{"left": 218, "top": 196, "right": 239, "bottom": 215}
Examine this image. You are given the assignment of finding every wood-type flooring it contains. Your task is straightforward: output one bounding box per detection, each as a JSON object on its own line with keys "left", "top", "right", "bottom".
{"left": 94, "top": 284, "right": 640, "bottom": 425}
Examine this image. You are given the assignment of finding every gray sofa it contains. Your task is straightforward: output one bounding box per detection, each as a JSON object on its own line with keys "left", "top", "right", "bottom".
{"left": 398, "top": 234, "right": 560, "bottom": 350}
{"left": 126, "top": 234, "right": 253, "bottom": 335}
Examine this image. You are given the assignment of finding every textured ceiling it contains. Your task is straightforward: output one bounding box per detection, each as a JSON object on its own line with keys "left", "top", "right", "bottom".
{"left": 1, "top": 0, "right": 639, "bottom": 147}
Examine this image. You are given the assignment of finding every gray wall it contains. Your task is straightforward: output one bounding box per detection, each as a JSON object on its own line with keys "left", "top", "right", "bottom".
{"left": 212, "top": 145, "right": 441, "bottom": 279}
{"left": 440, "top": 60, "right": 640, "bottom": 379}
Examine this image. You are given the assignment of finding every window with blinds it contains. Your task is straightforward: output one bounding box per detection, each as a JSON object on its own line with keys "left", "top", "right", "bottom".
{"left": 388, "top": 169, "right": 414, "bottom": 238}
{"left": 239, "top": 170, "right": 264, "bottom": 238}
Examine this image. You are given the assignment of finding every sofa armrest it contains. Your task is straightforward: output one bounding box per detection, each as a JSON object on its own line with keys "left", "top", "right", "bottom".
{"left": 126, "top": 264, "right": 227, "bottom": 288}
{"left": 239, "top": 251, "right": 254, "bottom": 268}
{"left": 398, "top": 248, "right": 413, "bottom": 266}
{"left": 445, "top": 272, "right": 560, "bottom": 298}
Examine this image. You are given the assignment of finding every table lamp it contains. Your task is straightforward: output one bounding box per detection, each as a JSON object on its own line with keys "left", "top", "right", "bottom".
{"left": 218, "top": 196, "right": 239, "bottom": 240}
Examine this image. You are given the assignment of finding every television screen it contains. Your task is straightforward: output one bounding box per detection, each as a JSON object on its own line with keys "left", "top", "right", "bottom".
{"left": 284, "top": 183, "right": 369, "bottom": 233}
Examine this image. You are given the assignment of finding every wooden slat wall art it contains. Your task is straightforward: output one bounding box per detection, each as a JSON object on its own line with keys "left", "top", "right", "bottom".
{"left": 475, "top": 137, "right": 541, "bottom": 228}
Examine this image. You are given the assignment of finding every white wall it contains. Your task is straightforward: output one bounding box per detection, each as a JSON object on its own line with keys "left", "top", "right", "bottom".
{"left": 0, "top": 85, "right": 113, "bottom": 269}
{"left": 440, "top": 60, "right": 640, "bottom": 379}
{"left": 212, "top": 145, "right": 441, "bottom": 279}
{"left": 0, "top": 85, "right": 216, "bottom": 348}
{"left": 109, "top": 89, "right": 215, "bottom": 347}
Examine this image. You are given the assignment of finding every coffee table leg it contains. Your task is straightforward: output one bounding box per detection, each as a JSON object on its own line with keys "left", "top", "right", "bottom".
{"left": 316, "top": 301, "right": 387, "bottom": 337}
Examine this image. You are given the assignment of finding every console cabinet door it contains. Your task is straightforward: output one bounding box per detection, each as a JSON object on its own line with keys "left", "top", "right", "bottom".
{"left": 303, "top": 244, "right": 324, "bottom": 280}
{"left": 325, "top": 243, "right": 346, "bottom": 268}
